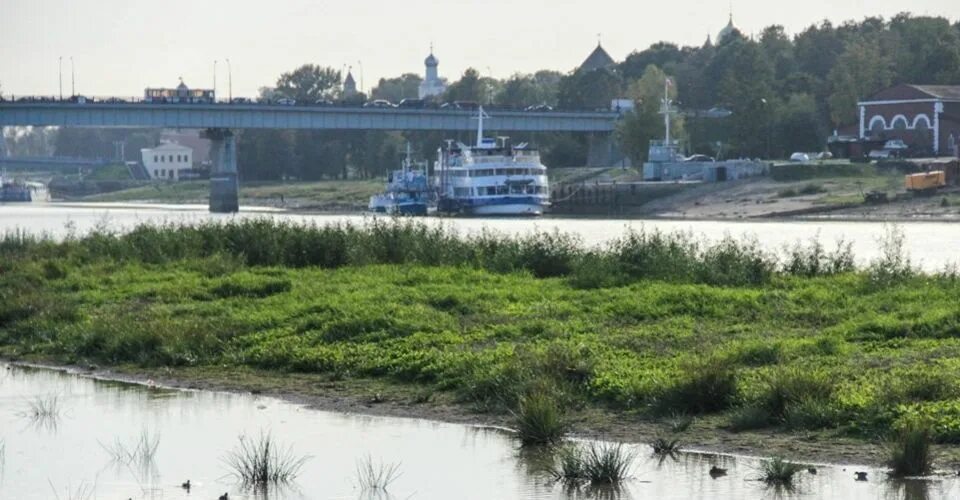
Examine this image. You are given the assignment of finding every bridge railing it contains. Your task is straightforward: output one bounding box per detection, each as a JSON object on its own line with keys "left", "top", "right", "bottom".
{"left": 0, "top": 95, "right": 624, "bottom": 115}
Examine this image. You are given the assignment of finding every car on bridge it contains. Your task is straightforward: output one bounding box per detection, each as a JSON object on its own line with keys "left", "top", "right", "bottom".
{"left": 398, "top": 98, "right": 425, "bottom": 109}
{"left": 364, "top": 99, "right": 396, "bottom": 108}
{"left": 525, "top": 104, "right": 554, "bottom": 112}
{"left": 275, "top": 98, "right": 296, "bottom": 106}
{"left": 230, "top": 97, "right": 253, "bottom": 104}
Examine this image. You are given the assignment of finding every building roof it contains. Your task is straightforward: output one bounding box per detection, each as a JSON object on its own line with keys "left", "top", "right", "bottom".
{"left": 425, "top": 52, "right": 438, "bottom": 67}
{"left": 144, "top": 142, "right": 192, "bottom": 153}
{"left": 579, "top": 43, "right": 615, "bottom": 72}
{"left": 910, "top": 85, "right": 960, "bottom": 100}
{"left": 344, "top": 72, "right": 356, "bottom": 86}
{"left": 863, "top": 84, "right": 960, "bottom": 103}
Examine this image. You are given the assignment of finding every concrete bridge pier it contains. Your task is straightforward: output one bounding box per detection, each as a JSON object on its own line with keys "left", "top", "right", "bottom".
{"left": 203, "top": 128, "right": 239, "bottom": 213}
{"left": 586, "top": 132, "right": 631, "bottom": 168}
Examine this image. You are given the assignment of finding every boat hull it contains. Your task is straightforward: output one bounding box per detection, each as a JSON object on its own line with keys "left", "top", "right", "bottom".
{"left": 469, "top": 203, "right": 544, "bottom": 216}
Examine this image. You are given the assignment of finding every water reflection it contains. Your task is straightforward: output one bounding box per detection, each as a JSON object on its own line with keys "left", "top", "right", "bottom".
{"left": 2, "top": 363, "right": 960, "bottom": 499}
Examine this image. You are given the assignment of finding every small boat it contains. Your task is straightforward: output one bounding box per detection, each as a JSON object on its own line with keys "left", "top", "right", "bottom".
{"left": 434, "top": 107, "right": 550, "bottom": 216}
{"left": 368, "top": 145, "right": 435, "bottom": 216}
{"left": 0, "top": 174, "right": 32, "bottom": 202}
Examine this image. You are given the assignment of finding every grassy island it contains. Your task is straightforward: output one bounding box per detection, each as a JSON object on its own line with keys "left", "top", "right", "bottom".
{"left": 2, "top": 219, "right": 959, "bottom": 465}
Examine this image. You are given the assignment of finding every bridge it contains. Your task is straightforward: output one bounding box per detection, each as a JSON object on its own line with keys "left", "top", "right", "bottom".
{"left": 0, "top": 101, "right": 622, "bottom": 212}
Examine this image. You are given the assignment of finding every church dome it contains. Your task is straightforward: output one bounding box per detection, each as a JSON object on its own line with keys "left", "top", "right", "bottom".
{"left": 717, "top": 15, "right": 737, "bottom": 42}
{"left": 424, "top": 52, "right": 438, "bottom": 67}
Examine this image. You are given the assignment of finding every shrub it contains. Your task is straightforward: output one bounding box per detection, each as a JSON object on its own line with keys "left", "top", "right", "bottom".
{"left": 783, "top": 237, "right": 854, "bottom": 277}
{"left": 758, "top": 367, "right": 835, "bottom": 422}
{"left": 223, "top": 432, "right": 310, "bottom": 489}
{"left": 759, "top": 457, "right": 803, "bottom": 486}
{"left": 659, "top": 358, "right": 737, "bottom": 414}
{"left": 514, "top": 392, "right": 568, "bottom": 446}
{"left": 550, "top": 442, "right": 635, "bottom": 485}
{"left": 868, "top": 225, "right": 914, "bottom": 285}
{"left": 887, "top": 420, "right": 934, "bottom": 476}
{"left": 728, "top": 406, "right": 774, "bottom": 432}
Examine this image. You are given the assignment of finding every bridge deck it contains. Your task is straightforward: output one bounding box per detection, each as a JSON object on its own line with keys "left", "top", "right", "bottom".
{"left": 0, "top": 102, "right": 618, "bottom": 132}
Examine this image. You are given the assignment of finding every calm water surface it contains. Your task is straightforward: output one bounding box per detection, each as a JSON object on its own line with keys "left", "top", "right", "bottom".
{"left": 1, "top": 203, "right": 959, "bottom": 270}
{"left": 0, "top": 364, "right": 956, "bottom": 500}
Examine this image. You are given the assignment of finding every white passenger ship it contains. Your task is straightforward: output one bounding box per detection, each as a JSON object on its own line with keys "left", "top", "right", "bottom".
{"left": 434, "top": 108, "right": 550, "bottom": 216}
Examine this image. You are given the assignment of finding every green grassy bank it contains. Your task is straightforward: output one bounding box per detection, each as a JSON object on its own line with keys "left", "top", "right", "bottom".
{"left": 2, "top": 220, "right": 959, "bottom": 450}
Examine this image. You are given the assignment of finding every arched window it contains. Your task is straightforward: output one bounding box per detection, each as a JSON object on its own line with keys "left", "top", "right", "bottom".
{"left": 890, "top": 115, "right": 909, "bottom": 130}
{"left": 912, "top": 114, "right": 931, "bottom": 130}
{"left": 868, "top": 115, "right": 886, "bottom": 133}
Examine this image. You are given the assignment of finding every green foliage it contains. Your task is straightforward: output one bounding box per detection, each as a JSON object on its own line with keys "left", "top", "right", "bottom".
{"left": 887, "top": 420, "right": 934, "bottom": 476}
{"left": 549, "top": 442, "right": 635, "bottom": 485}
{"left": 514, "top": 393, "right": 569, "bottom": 446}
{"left": 2, "top": 220, "right": 959, "bottom": 443}
{"left": 759, "top": 457, "right": 804, "bottom": 486}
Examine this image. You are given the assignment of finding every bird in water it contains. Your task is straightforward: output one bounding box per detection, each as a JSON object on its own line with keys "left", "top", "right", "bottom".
{"left": 218, "top": 493, "right": 229, "bottom": 500}
{"left": 709, "top": 465, "right": 727, "bottom": 477}
{"left": 855, "top": 471, "right": 868, "bottom": 481}
{"left": 180, "top": 479, "right": 190, "bottom": 490}
{"left": 807, "top": 467, "right": 817, "bottom": 474}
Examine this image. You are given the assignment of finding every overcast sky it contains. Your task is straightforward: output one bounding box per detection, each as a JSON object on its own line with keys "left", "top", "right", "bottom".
{"left": 0, "top": 0, "right": 955, "bottom": 98}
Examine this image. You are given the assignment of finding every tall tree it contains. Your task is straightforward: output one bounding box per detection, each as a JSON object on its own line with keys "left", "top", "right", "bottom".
{"left": 275, "top": 65, "right": 342, "bottom": 102}
{"left": 617, "top": 65, "right": 683, "bottom": 164}
{"left": 827, "top": 38, "right": 892, "bottom": 126}
{"left": 444, "top": 68, "right": 484, "bottom": 102}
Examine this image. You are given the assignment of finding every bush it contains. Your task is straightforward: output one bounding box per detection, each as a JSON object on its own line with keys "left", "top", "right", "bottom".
{"left": 758, "top": 367, "right": 836, "bottom": 423}
{"left": 759, "top": 457, "right": 804, "bottom": 486}
{"left": 514, "top": 393, "right": 568, "bottom": 446}
{"left": 887, "top": 420, "right": 934, "bottom": 476}
{"left": 728, "top": 406, "right": 774, "bottom": 432}
{"left": 659, "top": 358, "right": 737, "bottom": 414}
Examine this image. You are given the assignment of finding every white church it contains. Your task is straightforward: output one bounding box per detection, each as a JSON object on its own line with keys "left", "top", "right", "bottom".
{"left": 418, "top": 47, "right": 447, "bottom": 99}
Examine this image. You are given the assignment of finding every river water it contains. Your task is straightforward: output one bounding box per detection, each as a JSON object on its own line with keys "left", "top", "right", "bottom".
{"left": 1, "top": 203, "right": 959, "bottom": 270}
{"left": 1, "top": 363, "right": 955, "bottom": 500}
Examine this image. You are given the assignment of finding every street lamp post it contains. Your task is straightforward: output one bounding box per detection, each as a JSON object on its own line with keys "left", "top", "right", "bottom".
{"left": 58, "top": 56, "right": 63, "bottom": 101}
{"left": 70, "top": 57, "right": 75, "bottom": 97}
{"left": 225, "top": 58, "right": 232, "bottom": 102}
{"left": 357, "top": 60, "right": 364, "bottom": 93}
{"left": 213, "top": 60, "right": 218, "bottom": 100}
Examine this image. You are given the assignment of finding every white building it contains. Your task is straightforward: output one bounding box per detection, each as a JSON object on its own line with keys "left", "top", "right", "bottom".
{"left": 141, "top": 142, "right": 193, "bottom": 181}
{"left": 418, "top": 48, "right": 447, "bottom": 99}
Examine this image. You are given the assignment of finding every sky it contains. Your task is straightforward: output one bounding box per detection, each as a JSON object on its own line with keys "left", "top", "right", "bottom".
{"left": 0, "top": 0, "right": 955, "bottom": 99}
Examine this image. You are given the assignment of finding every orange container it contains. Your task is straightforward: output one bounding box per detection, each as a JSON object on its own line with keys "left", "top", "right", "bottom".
{"left": 905, "top": 171, "right": 946, "bottom": 191}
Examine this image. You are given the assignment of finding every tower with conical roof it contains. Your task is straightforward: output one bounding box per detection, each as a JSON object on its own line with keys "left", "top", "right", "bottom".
{"left": 343, "top": 70, "right": 357, "bottom": 97}
{"left": 418, "top": 45, "right": 447, "bottom": 99}
{"left": 579, "top": 41, "right": 616, "bottom": 72}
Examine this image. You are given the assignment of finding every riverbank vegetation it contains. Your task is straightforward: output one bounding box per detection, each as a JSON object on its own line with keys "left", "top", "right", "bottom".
{"left": 2, "top": 219, "right": 960, "bottom": 456}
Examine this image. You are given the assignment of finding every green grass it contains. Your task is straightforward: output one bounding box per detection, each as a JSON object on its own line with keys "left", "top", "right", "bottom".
{"left": 759, "top": 457, "right": 804, "bottom": 486}
{"left": 514, "top": 393, "right": 569, "bottom": 446}
{"left": 549, "top": 442, "right": 635, "bottom": 485}
{"left": 1, "top": 219, "right": 959, "bottom": 443}
{"left": 887, "top": 421, "right": 935, "bottom": 476}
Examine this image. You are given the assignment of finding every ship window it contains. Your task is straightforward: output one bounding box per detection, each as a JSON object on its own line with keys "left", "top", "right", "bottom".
{"left": 154, "top": 155, "right": 158, "bottom": 162}
{"left": 153, "top": 169, "right": 158, "bottom": 177}
{"left": 510, "top": 185, "right": 524, "bottom": 194}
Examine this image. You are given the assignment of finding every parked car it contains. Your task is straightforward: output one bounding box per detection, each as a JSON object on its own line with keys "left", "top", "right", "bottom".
{"left": 525, "top": 104, "right": 554, "bottom": 112}
{"left": 398, "top": 98, "right": 425, "bottom": 109}
{"left": 364, "top": 99, "right": 396, "bottom": 108}
{"left": 789, "top": 152, "right": 810, "bottom": 162}
{"left": 683, "top": 154, "right": 715, "bottom": 162}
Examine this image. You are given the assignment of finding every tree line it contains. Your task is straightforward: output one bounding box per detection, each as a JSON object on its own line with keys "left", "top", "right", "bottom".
{"left": 29, "top": 13, "right": 960, "bottom": 177}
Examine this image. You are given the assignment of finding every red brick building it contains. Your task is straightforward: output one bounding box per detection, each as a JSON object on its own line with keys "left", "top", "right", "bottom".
{"left": 858, "top": 84, "right": 960, "bottom": 157}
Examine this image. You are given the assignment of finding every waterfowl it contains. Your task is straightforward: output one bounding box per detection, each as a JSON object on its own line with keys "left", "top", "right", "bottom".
{"left": 855, "top": 471, "right": 868, "bottom": 481}
{"left": 181, "top": 479, "right": 190, "bottom": 490}
{"left": 709, "top": 466, "right": 727, "bottom": 476}
{"left": 218, "top": 493, "right": 229, "bottom": 500}
{"left": 807, "top": 467, "right": 817, "bottom": 474}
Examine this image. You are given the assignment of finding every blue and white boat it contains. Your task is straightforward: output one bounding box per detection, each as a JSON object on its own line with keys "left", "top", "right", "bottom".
{"left": 368, "top": 146, "right": 435, "bottom": 216}
{"left": 435, "top": 107, "right": 550, "bottom": 216}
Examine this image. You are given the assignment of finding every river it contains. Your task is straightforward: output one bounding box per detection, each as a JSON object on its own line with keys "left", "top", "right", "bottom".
{"left": 1, "top": 203, "right": 959, "bottom": 271}
{"left": 1, "top": 363, "right": 954, "bottom": 500}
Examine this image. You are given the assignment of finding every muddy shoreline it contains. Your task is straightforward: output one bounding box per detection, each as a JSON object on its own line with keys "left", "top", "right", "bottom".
{"left": 10, "top": 357, "right": 960, "bottom": 471}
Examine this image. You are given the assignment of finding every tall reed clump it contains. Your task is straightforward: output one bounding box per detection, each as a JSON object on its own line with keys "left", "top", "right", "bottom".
{"left": 887, "top": 420, "right": 935, "bottom": 476}
{"left": 223, "top": 432, "right": 310, "bottom": 488}
{"left": 759, "top": 457, "right": 803, "bottom": 487}
{"left": 25, "top": 394, "right": 62, "bottom": 419}
{"left": 514, "top": 392, "right": 569, "bottom": 446}
{"left": 659, "top": 357, "right": 738, "bottom": 415}
{"left": 549, "top": 442, "right": 635, "bottom": 485}
{"left": 99, "top": 428, "right": 160, "bottom": 466}
{"left": 868, "top": 225, "right": 914, "bottom": 286}
{"left": 355, "top": 455, "right": 402, "bottom": 491}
